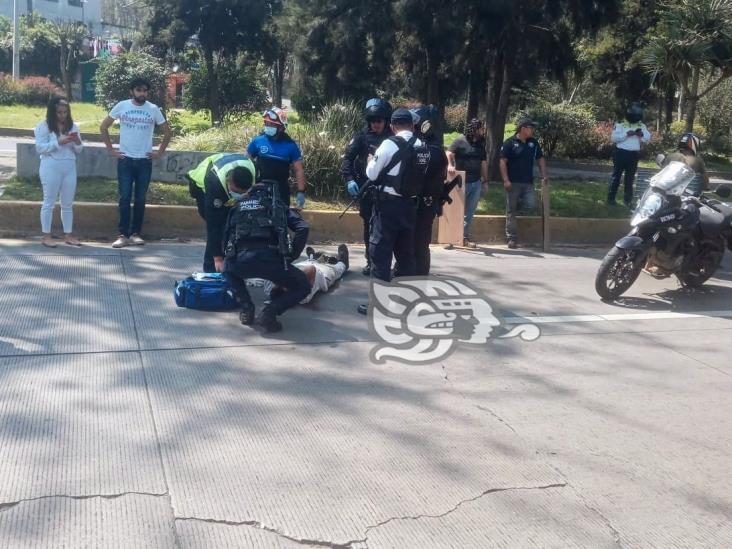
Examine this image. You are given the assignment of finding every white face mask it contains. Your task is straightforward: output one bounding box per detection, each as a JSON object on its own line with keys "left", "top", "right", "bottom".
{"left": 264, "top": 126, "right": 278, "bottom": 137}
{"left": 229, "top": 191, "right": 243, "bottom": 200}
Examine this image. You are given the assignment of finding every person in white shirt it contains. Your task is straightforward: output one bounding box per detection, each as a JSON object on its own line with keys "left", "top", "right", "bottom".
{"left": 100, "top": 77, "right": 172, "bottom": 248}
{"left": 248, "top": 245, "right": 349, "bottom": 305}
{"left": 34, "top": 97, "right": 84, "bottom": 247}
{"left": 609, "top": 102, "right": 651, "bottom": 207}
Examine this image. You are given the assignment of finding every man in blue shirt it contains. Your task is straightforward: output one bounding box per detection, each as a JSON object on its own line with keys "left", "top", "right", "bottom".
{"left": 499, "top": 118, "right": 548, "bottom": 249}
{"left": 246, "top": 108, "right": 307, "bottom": 208}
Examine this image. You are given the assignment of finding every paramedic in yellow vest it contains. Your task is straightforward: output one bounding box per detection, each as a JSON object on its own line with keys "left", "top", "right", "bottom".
{"left": 186, "top": 153, "right": 256, "bottom": 273}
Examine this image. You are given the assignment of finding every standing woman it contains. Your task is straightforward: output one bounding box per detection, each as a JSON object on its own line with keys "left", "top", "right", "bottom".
{"left": 34, "top": 97, "right": 83, "bottom": 247}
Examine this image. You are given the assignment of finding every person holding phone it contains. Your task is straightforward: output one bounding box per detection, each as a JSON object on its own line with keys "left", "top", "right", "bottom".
{"left": 34, "top": 97, "right": 84, "bottom": 247}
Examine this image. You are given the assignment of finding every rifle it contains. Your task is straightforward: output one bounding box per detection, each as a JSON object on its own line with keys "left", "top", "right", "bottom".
{"left": 339, "top": 179, "right": 375, "bottom": 219}
{"left": 270, "top": 184, "right": 290, "bottom": 270}
{"left": 436, "top": 174, "right": 463, "bottom": 216}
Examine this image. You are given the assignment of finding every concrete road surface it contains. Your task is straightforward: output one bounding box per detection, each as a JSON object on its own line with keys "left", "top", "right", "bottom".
{"left": 0, "top": 237, "right": 730, "bottom": 548}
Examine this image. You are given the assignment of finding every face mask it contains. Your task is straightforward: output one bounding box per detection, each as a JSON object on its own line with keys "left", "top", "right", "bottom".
{"left": 264, "top": 126, "right": 278, "bottom": 137}
{"left": 229, "top": 191, "right": 244, "bottom": 201}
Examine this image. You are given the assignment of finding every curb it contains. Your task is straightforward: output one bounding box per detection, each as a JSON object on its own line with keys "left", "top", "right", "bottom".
{"left": 0, "top": 201, "right": 629, "bottom": 245}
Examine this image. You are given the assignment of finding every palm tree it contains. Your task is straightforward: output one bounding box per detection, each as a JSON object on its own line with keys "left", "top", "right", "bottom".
{"left": 641, "top": 0, "right": 732, "bottom": 132}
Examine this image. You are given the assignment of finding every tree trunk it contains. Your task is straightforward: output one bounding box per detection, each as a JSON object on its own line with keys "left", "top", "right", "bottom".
{"left": 273, "top": 51, "right": 286, "bottom": 108}
{"left": 485, "top": 55, "right": 512, "bottom": 181}
{"left": 204, "top": 47, "right": 220, "bottom": 126}
{"left": 425, "top": 48, "right": 439, "bottom": 106}
{"left": 466, "top": 69, "right": 481, "bottom": 121}
{"left": 59, "top": 39, "right": 72, "bottom": 99}
{"left": 685, "top": 67, "right": 700, "bottom": 133}
{"left": 664, "top": 86, "right": 674, "bottom": 129}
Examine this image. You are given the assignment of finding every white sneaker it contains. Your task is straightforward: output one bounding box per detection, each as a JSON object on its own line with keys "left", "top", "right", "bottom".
{"left": 112, "top": 235, "right": 129, "bottom": 248}
{"left": 129, "top": 234, "right": 145, "bottom": 246}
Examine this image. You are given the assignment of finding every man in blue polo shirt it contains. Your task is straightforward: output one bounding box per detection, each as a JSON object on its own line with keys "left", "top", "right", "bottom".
{"left": 246, "top": 108, "right": 306, "bottom": 208}
{"left": 499, "top": 117, "right": 548, "bottom": 249}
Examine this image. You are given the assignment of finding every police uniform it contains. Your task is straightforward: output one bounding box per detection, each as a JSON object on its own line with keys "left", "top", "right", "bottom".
{"left": 609, "top": 107, "right": 651, "bottom": 205}
{"left": 223, "top": 184, "right": 311, "bottom": 330}
{"left": 365, "top": 109, "right": 424, "bottom": 281}
{"left": 186, "top": 153, "right": 256, "bottom": 272}
{"left": 414, "top": 139, "right": 448, "bottom": 275}
{"left": 341, "top": 126, "right": 393, "bottom": 268}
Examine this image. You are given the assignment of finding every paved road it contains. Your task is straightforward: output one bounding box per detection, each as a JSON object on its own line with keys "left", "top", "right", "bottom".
{"left": 0, "top": 238, "right": 730, "bottom": 547}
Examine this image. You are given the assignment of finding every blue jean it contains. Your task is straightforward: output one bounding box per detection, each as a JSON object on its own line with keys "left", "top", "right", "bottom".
{"left": 118, "top": 157, "right": 152, "bottom": 237}
{"left": 463, "top": 179, "right": 482, "bottom": 238}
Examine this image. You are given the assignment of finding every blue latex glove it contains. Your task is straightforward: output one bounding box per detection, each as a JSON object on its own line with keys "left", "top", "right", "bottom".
{"left": 347, "top": 180, "right": 360, "bottom": 197}
{"left": 295, "top": 191, "right": 306, "bottom": 209}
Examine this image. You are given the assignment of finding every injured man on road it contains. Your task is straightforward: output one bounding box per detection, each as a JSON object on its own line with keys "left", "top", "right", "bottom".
{"left": 248, "top": 244, "right": 349, "bottom": 304}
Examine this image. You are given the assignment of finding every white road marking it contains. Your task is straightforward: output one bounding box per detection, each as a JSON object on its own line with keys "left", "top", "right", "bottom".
{"left": 504, "top": 310, "right": 732, "bottom": 324}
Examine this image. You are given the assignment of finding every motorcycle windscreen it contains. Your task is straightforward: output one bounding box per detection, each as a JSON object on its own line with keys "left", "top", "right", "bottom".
{"left": 650, "top": 161, "right": 696, "bottom": 196}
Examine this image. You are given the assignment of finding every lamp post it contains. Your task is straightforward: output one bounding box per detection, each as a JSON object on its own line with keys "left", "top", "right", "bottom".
{"left": 12, "top": 0, "right": 20, "bottom": 80}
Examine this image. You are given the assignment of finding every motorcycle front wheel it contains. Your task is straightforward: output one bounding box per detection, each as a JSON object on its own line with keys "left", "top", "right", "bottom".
{"left": 595, "top": 246, "right": 646, "bottom": 301}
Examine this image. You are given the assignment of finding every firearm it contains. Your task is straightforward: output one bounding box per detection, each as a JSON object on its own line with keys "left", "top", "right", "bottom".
{"left": 339, "top": 179, "right": 376, "bottom": 219}
{"left": 270, "top": 184, "right": 290, "bottom": 271}
{"left": 436, "top": 174, "right": 463, "bottom": 216}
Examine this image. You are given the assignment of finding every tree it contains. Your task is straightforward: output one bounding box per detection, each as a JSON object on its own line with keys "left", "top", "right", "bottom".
{"left": 50, "top": 22, "right": 86, "bottom": 100}
{"left": 641, "top": 0, "right": 732, "bottom": 132}
{"left": 143, "top": 0, "right": 273, "bottom": 124}
{"left": 94, "top": 52, "right": 167, "bottom": 111}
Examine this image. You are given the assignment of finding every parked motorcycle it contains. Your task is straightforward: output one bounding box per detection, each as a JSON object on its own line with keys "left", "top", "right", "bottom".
{"left": 595, "top": 161, "right": 732, "bottom": 300}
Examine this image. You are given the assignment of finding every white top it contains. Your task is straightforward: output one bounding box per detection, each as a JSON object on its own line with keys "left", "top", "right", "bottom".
{"left": 34, "top": 121, "right": 83, "bottom": 160}
{"left": 365, "top": 130, "right": 423, "bottom": 196}
{"left": 611, "top": 121, "right": 651, "bottom": 152}
{"left": 109, "top": 99, "right": 166, "bottom": 158}
{"left": 247, "top": 259, "right": 347, "bottom": 305}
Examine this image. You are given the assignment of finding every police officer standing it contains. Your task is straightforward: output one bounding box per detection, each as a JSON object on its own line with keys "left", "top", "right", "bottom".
{"left": 609, "top": 103, "right": 651, "bottom": 207}
{"left": 342, "top": 98, "right": 392, "bottom": 275}
{"left": 409, "top": 105, "right": 447, "bottom": 276}
{"left": 223, "top": 178, "right": 311, "bottom": 333}
{"left": 185, "top": 153, "right": 257, "bottom": 273}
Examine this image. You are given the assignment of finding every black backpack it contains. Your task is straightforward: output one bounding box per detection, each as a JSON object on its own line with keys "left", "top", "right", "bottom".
{"left": 228, "top": 185, "right": 286, "bottom": 246}
{"left": 380, "top": 135, "right": 430, "bottom": 197}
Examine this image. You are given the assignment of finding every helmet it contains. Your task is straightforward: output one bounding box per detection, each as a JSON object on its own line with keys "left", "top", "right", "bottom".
{"left": 263, "top": 107, "right": 288, "bottom": 128}
{"left": 678, "top": 133, "right": 701, "bottom": 155}
{"left": 410, "top": 105, "right": 438, "bottom": 139}
{"left": 626, "top": 102, "right": 643, "bottom": 124}
{"left": 364, "top": 98, "right": 391, "bottom": 122}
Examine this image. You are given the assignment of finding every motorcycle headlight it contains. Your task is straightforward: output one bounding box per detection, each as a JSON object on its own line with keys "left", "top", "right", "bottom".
{"left": 630, "top": 193, "right": 663, "bottom": 227}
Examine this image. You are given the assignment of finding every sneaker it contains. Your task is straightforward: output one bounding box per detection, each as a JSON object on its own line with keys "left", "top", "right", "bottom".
{"left": 305, "top": 246, "right": 315, "bottom": 259}
{"left": 256, "top": 306, "right": 282, "bottom": 333}
{"left": 507, "top": 239, "right": 518, "bottom": 249}
{"left": 337, "top": 244, "right": 349, "bottom": 270}
{"left": 129, "top": 234, "right": 145, "bottom": 246}
{"left": 361, "top": 264, "right": 371, "bottom": 276}
{"left": 463, "top": 237, "right": 477, "bottom": 248}
{"left": 112, "top": 235, "right": 129, "bottom": 248}
{"left": 239, "top": 302, "right": 255, "bottom": 326}
{"left": 41, "top": 235, "right": 57, "bottom": 248}
{"left": 357, "top": 303, "right": 369, "bottom": 315}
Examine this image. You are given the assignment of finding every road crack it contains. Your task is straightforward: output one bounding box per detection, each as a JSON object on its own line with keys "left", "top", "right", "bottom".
{"left": 0, "top": 491, "right": 169, "bottom": 513}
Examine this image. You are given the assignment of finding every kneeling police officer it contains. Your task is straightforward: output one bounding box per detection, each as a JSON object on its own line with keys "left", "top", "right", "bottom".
{"left": 223, "top": 177, "right": 310, "bottom": 333}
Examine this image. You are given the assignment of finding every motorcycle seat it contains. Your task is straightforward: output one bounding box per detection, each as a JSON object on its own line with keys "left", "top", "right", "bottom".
{"left": 699, "top": 205, "right": 726, "bottom": 237}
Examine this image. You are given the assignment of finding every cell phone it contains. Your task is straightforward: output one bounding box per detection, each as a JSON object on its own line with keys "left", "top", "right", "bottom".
{"left": 68, "top": 132, "right": 78, "bottom": 137}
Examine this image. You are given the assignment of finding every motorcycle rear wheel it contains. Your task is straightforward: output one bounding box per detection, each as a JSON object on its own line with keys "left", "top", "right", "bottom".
{"left": 677, "top": 245, "right": 724, "bottom": 288}
{"left": 595, "top": 246, "right": 645, "bottom": 301}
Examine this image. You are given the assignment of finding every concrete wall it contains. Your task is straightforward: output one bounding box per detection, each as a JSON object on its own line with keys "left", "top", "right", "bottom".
{"left": 0, "top": 201, "right": 629, "bottom": 245}
{"left": 17, "top": 143, "right": 210, "bottom": 184}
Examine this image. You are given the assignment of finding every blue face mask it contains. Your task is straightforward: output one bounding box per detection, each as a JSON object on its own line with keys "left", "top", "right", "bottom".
{"left": 264, "top": 126, "right": 278, "bottom": 137}
{"left": 229, "top": 191, "right": 243, "bottom": 200}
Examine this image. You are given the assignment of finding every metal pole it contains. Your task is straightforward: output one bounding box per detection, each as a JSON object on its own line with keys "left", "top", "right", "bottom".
{"left": 542, "top": 178, "right": 551, "bottom": 252}
{"left": 12, "top": 0, "right": 20, "bottom": 80}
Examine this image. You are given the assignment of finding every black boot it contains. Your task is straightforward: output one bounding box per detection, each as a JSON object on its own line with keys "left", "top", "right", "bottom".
{"left": 361, "top": 264, "right": 371, "bottom": 276}
{"left": 256, "top": 305, "right": 283, "bottom": 332}
{"left": 239, "top": 302, "right": 255, "bottom": 326}
{"left": 357, "top": 303, "right": 369, "bottom": 315}
{"left": 337, "top": 244, "right": 349, "bottom": 270}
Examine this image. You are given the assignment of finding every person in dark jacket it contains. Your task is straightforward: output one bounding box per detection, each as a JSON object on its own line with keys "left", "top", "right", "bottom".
{"left": 341, "top": 98, "right": 393, "bottom": 275}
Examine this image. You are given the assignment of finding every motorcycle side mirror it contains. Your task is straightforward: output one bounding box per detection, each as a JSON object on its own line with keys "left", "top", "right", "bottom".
{"left": 715, "top": 185, "right": 732, "bottom": 199}
{"left": 655, "top": 153, "right": 666, "bottom": 167}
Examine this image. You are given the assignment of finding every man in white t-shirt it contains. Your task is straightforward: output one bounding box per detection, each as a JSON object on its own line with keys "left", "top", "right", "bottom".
{"left": 247, "top": 244, "right": 349, "bottom": 305}
{"left": 100, "top": 77, "right": 172, "bottom": 248}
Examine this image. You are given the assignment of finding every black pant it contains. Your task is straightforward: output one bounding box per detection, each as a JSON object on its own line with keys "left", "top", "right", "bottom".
{"left": 609, "top": 148, "right": 639, "bottom": 204}
{"left": 224, "top": 248, "right": 310, "bottom": 315}
{"left": 359, "top": 192, "right": 374, "bottom": 264}
{"left": 369, "top": 195, "right": 417, "bottom": 282}
{"left": 414, "top": 202, "right": 437, "bottom": 276}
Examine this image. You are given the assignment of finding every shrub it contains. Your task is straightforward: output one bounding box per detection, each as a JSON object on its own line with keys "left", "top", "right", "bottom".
{"left": 0, "top": 74, "right": 62, "bottom": 105}
{"left": 444, "top": 104, "right": 467, "bottom": 134}
{"left": 94, "top": 52, "right": 166, "bottom": 112}
{"left": 317, "top": 101, "right": 362, "bottom": 140}
{"left": 518, "top": 101, "right": 598, "bottom": 159}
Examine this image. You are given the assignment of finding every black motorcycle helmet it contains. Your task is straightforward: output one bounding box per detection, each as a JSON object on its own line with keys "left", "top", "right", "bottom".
{"left": 364, "top": 98, "right": 391, "bottom": 122}
{"left": 626, "top": 102, "right": 644, "bottom": 124}
{"left": 678, "top": 133, "right": 701, "bottom": 155}
{"left": 410, "top": 104, "right": 438, "bottom": 139}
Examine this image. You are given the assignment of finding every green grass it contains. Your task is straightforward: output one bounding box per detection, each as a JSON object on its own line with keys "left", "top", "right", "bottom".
{"left": 0, "top": 103, "right": 113, "bottom": 133}
{"left": 1, "top": 176, "right": 632, "bottom": 218}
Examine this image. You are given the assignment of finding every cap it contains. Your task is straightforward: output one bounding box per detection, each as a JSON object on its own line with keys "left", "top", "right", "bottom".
{"left": 391, "top": 108, "right": 414, "bottom": 124}
{"left": 517, "top": 117, "right": 538, "bottom": 129}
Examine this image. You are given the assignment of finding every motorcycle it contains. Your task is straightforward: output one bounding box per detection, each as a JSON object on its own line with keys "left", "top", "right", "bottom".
{"left": 595, "top": 161, "right": 732, "bottom": 301}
